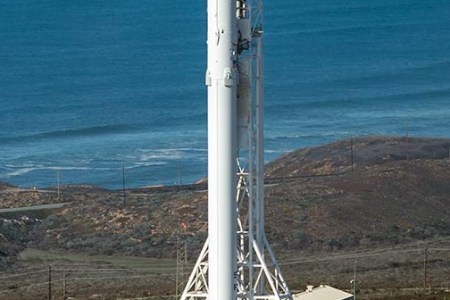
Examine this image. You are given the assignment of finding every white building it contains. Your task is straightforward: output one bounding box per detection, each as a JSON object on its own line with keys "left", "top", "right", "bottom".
{"left": 293, "top": 285, "right": 354, "bottom": 300}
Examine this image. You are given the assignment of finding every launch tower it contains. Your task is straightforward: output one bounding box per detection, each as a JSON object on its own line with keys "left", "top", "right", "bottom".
{"left": 180, "top": 0, "right": 292, "bottom": 299}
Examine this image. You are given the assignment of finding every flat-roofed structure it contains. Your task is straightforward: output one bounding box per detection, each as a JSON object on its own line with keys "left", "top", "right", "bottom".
{"left": 293, "top": 285, "right": 353, "bottom": 300}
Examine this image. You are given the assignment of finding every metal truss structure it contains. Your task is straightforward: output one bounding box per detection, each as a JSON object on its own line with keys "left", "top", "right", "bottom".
{"left": 180, "top": 1, "right": 292, "bottom": 299}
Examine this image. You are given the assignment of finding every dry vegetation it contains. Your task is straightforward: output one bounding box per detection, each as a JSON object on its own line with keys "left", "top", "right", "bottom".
{"left": 1, "top": 136, "right": 450, "bottom": 299}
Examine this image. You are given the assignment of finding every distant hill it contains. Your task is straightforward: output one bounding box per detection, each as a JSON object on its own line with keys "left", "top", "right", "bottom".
{"left": 1, "top": 136, "right": 450, "bottom": 280}
{"left": 264, "top": 136, "right": 450, "bottom": 252}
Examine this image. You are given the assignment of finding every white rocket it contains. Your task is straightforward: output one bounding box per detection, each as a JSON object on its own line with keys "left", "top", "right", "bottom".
{"left": 206, "top": 0, "right": 238, "bottom": 299}
{"left": 180, "top": 0, "right": 292, "bottom": 299}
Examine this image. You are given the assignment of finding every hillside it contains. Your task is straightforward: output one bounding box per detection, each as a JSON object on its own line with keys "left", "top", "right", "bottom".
{"left": 264, "top": 136, "right": 450, "bottom": 250}
{"left": 1, "top": 136, "right": 450, "bottom": 299}
{"left": 2, "top": 136, "right": 450, "bottom": 258}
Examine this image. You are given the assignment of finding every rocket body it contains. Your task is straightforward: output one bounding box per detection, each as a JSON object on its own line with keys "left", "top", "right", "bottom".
{"left": 206, "top": 0, "right": 237, "bottom": 299}
{"left": 182, "top": 1, "right": 291, "bottom": 299}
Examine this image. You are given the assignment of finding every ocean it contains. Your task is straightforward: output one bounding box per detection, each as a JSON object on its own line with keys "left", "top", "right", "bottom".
{"left": 1, "top": 0, "right": 449, "bottom": 189}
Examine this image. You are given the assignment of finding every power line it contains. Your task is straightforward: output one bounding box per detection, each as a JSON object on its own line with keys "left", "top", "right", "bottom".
{"left": 0, "top": 269, "right": 47, "bottom": 280}
{"left": 0, "top": 279, "right": 64, "bottom": 294}
{"left": 278, "top": 246, "right": 450, "bottom": 266}
{"left": 52, "top": 268, "right": 176, "bottom": 272}
{"left": 124, "top": 295, "right": 177, "bottom": 300}
{"left": 68, "top": 273, "right": 189, "bottom": 281}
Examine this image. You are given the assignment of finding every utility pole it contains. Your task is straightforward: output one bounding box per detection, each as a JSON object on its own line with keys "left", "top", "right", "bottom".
{"left": 350, "top": 137, "right": 354, "bottom": 172}
{"left": 56, "top": 170, "right": 60, "bottom": 201}
{"left": 405, "top": 117, "right": 409, "bottom": 161}
{"left": 353, "top": 259, "right": 357, "bottom": 300}
{"left": 176, "top": 227, "right": 188, "bottom": 298}
{"left": 63, "top": 271, "right": 67, "bottom": 300}
{"left": 178, "top": 164, "right": 183, "bottom": 185}
{"left": 176, "top": 236, "right": 179, "bottom": 299}
{"left": 423, "top": 247, "right": 428, "bottom": 290}
{"left": 48, "top": 265, "right": 52, "bottom": 300}
{"left": 122, "top": 163, "right": 126, "bottom": 205}
{"left": 387, "top": 143, "right": 391, "bottom": 162}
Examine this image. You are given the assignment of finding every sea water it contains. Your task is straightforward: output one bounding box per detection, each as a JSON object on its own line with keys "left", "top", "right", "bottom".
{"left": 1, "top": 0, "right": 449, "bottom": 188}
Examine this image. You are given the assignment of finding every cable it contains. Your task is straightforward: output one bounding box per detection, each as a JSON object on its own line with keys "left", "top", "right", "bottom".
{"left": 278, "top": 245, "right": 450, "bottom": 266}
{"left": 0, "top": 269, "right": 47, "bottom": 280}
{"left": 124, "top": 295, "right": 176, "bottom": 300}
{"left": 68, "top": 272, "right": 190, "bottom": 281}
{"left": 52, "top": 267, "right": 178, "bottom": 272}
{"left": 0, "top": 279, "right": 64, "bottom": 294}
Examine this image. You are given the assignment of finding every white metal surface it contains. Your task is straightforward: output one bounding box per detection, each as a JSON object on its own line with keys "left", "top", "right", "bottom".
{"left": 181, "top": 1, "right": 292, "bottom": 299}
{"left": 206, "top": 0, "right": 237, "bottom": 299}
{"left": 293, "top": 285, "right": 354, "bottom": 300}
